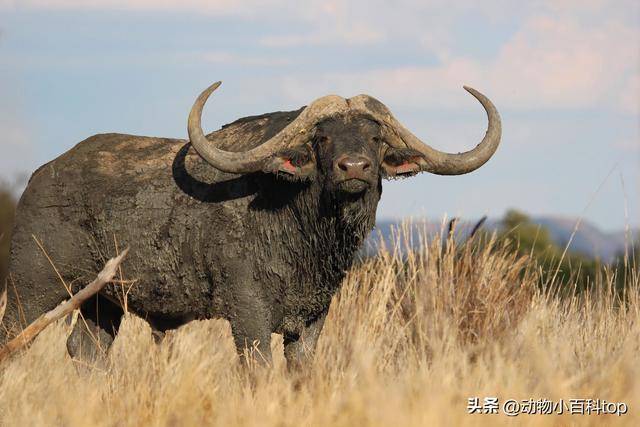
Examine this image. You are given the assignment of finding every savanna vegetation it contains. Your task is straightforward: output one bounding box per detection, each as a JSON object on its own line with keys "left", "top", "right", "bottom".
{"left": 484, "top": 209, "right": 602, "bottom": 292}
{"left": 479, "top": 209, "right": 638, "bottom": 295}
{"left": 0, "top": 210, "right": 638, "bottom": 426}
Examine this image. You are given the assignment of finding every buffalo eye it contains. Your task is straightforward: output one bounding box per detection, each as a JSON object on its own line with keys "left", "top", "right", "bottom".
{"left": 265, "top": 145, "right": 316, "bottom": 180}
{"left": 381, "top": 147, "right": 428, "bottom": 178}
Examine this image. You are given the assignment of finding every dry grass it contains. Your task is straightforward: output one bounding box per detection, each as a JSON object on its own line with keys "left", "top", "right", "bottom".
{"left": 0, "top": 226, "right": 638, "bottom": 426}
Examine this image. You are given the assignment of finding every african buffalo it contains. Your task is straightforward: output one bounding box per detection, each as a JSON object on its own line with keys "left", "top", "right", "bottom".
{"left": 1, "top": 82, "right": 501, "bottom": 366}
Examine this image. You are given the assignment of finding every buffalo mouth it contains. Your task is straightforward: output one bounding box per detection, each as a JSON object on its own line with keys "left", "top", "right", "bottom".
{"left": 337, "top": 178, "right": 370, "bottom": 194}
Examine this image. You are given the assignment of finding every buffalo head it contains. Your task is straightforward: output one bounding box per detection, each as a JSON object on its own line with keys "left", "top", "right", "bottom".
{"left": 187, "top": 81, "right": 501, "bottom": 201}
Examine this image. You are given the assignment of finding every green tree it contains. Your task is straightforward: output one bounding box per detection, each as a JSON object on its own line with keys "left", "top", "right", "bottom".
{"left": 613, "top": 238, "right": 640, "bottom": 291}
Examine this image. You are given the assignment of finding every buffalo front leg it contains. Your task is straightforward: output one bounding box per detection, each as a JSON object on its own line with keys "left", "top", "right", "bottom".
{"left": 231, "top": 315, "right": 271, "bottom": 364}
{"left": 284, "top": 312, "right": 327, "bottom": 370}
{"left": 226, "top": 270, "right": 273, "bottom": 365}
{"left": 231, "top": 315, "right": 273, "bottom": 366}
{"left": 67, "top": 317, "right": 114, "bottom": 367}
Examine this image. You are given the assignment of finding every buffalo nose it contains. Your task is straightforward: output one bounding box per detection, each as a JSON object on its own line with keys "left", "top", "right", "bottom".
{"left": 337, "top": 155, "right": 371, "bottom": 175}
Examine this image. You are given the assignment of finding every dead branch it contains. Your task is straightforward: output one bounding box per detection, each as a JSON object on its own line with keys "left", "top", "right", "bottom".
{"left": 0, "top": 248, "right": 128, "bottom": 363}
{"left": 0, "top": 285, "right": 6, "bottom": 326}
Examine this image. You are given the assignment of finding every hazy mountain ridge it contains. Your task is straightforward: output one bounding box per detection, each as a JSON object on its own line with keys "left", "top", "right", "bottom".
{"left": 368, "top": 216, "right": 639, "bottom": 263}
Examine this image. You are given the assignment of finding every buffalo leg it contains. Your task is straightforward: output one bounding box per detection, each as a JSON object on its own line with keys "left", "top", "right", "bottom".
{"left": 66, "top": 317, "right": 113, "bottom": 366}
{"left": 67, "top": 292, "right": 123, "bottom": 365}
{"left": 284, "top": 312, "right": 327, "bottom": 370}
{"left": 227, "top": 271, "right": 273, "bottom": 364}
{"left": 231, "top": 317, "right": 273, "bottom": 365}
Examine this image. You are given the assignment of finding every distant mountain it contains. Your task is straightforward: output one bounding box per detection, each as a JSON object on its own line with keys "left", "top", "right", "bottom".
{"left": 367, "top": 216, "right": 639, "bottom": 264}
{"left": 531, "top": 217, "right": 636, "bottom": 263}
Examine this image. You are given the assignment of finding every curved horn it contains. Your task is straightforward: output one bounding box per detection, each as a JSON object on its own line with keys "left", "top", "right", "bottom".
{"left": 188, "top": 81, "right": 350, "bottom": 174}
{"left": 350, "top": 86, "right": 501, "bottom": 176}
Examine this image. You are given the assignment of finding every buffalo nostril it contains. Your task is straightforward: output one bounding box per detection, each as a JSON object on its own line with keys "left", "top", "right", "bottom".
{"left": 337, "top": 156, "right": 371, "bottom": 173}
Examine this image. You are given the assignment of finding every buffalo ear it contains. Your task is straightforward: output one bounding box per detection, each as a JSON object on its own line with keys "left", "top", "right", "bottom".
{"left": 264, "top": 146, "right": 316, "bottom": 180}
{"left": 381, "top": 147, "right": 428, "bottom": 178}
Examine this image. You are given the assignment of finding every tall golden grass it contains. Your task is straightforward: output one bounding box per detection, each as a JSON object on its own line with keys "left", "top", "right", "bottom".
{"left": 0, "top": 225, "right": 638, "bottom": 426}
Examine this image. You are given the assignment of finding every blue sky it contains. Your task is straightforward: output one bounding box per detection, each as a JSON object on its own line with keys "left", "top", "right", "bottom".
{"left": 0, "top": 0, "right": 638, "bottom": 231}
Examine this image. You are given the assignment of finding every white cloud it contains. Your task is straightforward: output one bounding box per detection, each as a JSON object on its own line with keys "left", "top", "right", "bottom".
{"left": 0, "top": 0, "right": 269, "bottom": 15}
{"left": 260, "top": 23, "right": 385, "bottom": 47}
{"left": 196, "top": 51, "right": 293, "bottom": 67}
{"left": 2, "top": 0, "right": 636, "bottom": 114}
{"left": 275, "top": 13, "right": 640, "bottom": 114}
{"left": 490, "top": 15, "right": 639, "bottom": 112}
